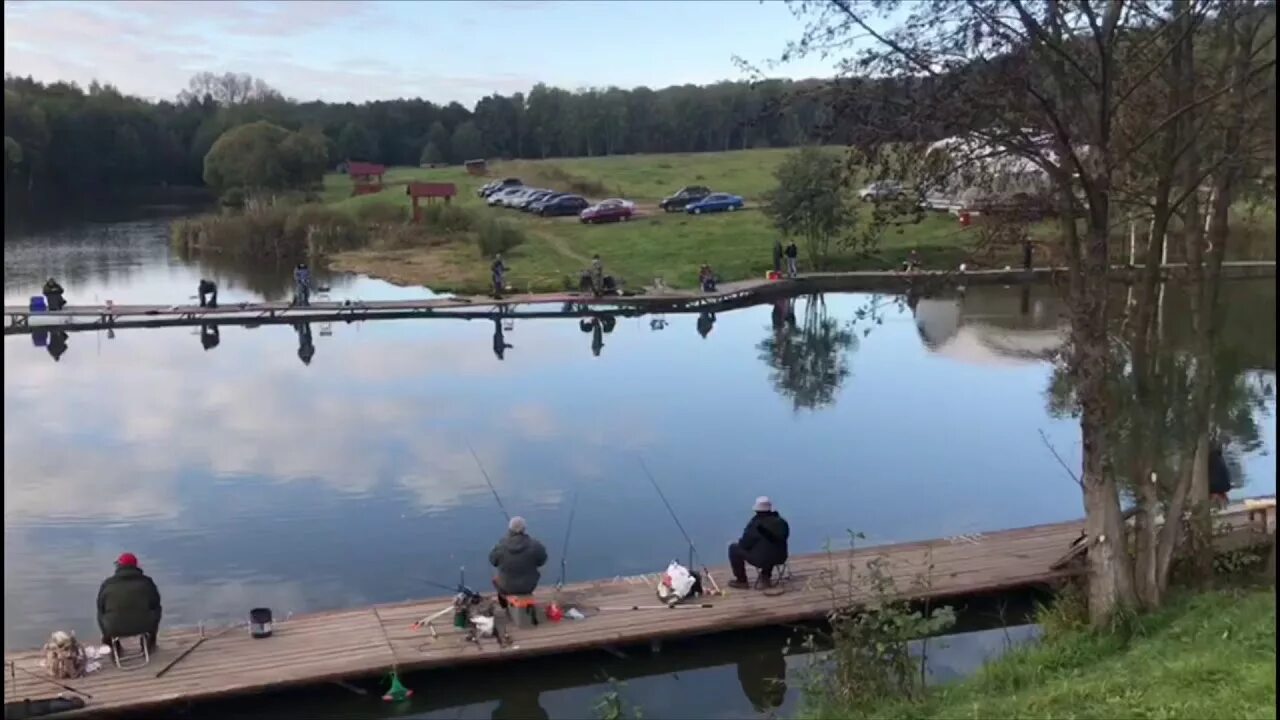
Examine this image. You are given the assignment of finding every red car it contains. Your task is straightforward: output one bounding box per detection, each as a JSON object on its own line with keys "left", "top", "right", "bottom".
{"left": 579, "top": 199, "right": 634, "bottom": 224}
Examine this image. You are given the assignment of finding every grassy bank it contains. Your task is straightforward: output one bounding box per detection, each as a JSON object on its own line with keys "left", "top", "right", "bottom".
{"left": 806, "top": 586, "right": 1276, "bottom": 720}
{"left": 322, "top": 149, "right": 980, "bottom": 293}
{"left": 302, "top": 149, "right": 1274, "bottom": 293}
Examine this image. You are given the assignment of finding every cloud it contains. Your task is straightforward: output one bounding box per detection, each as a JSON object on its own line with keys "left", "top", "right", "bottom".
{"left": 2, "top": 0, "right": 535, "bottom": 104}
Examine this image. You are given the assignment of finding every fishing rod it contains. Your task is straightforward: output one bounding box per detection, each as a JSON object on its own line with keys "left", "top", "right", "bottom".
{"left": 7, "top": 661, "right": 92, "bottom": 699}
{"left": 465, "top": 441, "right": 511, "bottom": 521}
{"left": 637, "top": 457, "right": 721, "bottom": 594}
{"left": 556, "top": 489, "right": 580, "bottom": 589}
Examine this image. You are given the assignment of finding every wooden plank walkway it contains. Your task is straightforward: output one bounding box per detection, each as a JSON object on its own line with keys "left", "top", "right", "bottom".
{"left": 5, "top": 500, "right": 1273, "bottom": 718}
{"left": 6, "top": 262, "right": 1273, "bottom": 336}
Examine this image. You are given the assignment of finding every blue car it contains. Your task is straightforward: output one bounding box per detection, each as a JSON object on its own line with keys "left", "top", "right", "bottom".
{"left": 686, "top": 193, "right": 744, "bottom": 215}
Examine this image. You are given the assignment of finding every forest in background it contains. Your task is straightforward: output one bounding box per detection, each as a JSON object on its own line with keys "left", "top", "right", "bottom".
{"left": 3, "top": 70, "right": 949, "bottom": 223}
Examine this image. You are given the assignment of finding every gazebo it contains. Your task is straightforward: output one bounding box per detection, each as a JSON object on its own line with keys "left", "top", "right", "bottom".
{"left": 406, "top": 182, "right": 458, "bottom": 222}
{"left": 347, "top": 161, "right": 387, "bottom": 197}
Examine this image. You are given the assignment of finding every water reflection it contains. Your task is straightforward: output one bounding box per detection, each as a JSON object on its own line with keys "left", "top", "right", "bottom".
{"left": 3, "top": 217, "right": 1277, "bottom": 718}
{"left": 294, "top": 322, "right": 316, "bottom": 366}
{"left": 736, "top": 643, "right": 788, "bottom": 713}
{"left": 201, "top": 324, "right": 220, "bottom": 352}
{"left": 758, "top": 295, "right": 857, "bottom": 411}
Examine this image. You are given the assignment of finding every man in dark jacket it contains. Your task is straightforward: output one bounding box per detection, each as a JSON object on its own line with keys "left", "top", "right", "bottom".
{"left": 728, "top": 497, "right": 790, "bottom": 589}
{"left": 97, "top": 553, "right": 162, "bottom": 650}
{"left": 489, "top": 516, "right": 548, "bottom": 597}
{"left": 43, "top": 278, "right": 66, "bottom": 310}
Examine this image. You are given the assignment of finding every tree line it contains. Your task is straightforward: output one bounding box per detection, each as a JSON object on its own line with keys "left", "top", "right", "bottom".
{"left": 4, "top": 70, "right": 918, "bottom": 222}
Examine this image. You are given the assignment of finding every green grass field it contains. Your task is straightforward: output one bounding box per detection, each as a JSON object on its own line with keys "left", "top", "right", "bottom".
{"left": 323, "top": 149, "right": 981, "bottom": 292}
{"left": 320, "top": 148, "right": 1273, "bottom": 293}
{"left": 806, "top": 587, "right": 1277, "bottom": 720}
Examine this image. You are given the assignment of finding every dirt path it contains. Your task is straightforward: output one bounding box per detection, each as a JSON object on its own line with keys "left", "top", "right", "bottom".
{"left": 530, "top": 226, "right": 590, "bottom": 264}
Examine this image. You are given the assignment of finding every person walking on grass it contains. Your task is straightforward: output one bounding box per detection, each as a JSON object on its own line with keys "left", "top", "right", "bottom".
{"left": 783, "top": 241, "right": 799, "bottom": 277}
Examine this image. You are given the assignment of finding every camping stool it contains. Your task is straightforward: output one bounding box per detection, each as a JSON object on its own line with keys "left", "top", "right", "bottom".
{"left": 756, "top": 562, "right": 792, "bottom": 590}
{"left": 111, "top": 635, "right": 151, "bottom": 670}
{"left": 503, "top": 596, "right": 539, "bottom": 628}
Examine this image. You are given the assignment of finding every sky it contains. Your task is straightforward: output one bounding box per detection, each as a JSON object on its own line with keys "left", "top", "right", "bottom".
{"left": 3, "top": 0, "right": 844, "bottom": 107}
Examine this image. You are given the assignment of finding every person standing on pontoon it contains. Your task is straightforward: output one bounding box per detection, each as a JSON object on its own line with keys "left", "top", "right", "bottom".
{"left": 293, "top": 263, "right": 312, "bottom": 307}
{"left": 492, "top": 254, "right": 508, "bottom": 298}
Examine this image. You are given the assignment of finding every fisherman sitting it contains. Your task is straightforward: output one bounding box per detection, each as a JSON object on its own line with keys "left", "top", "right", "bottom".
{"left": 97, "top": 553, "right": 162, "bottom": 652}
{"left": 489, "top": 516, "right": 548, "bottom": 604}
{"left": 43, "top": 277, "right": 66, "bottom": 311}
{"left": 198, "top": 278, "right": 218, "bottom": 308}
{"left": 727, "top": 497, "right": 790, "bottom": 590}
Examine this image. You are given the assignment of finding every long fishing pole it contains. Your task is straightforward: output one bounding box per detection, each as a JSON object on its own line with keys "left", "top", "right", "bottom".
{"left": 638, "top": 457, "right": 699, "bottom": 562}
{"left": 637, "top": 456, "right": 719, "bottom": 596}
{"left": 465, "top": 441, "right": 511, "bottom": 521}
{"left": 556, "top": 489, "right": 580, "bottom": 589}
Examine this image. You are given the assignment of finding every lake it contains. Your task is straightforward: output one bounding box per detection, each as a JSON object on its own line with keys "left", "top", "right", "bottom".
{"left": 4, "top": 218, "right": 1275, "bottom": 718}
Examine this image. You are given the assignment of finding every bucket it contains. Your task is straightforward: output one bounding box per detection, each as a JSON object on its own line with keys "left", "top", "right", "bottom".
{"left": 249, "top": 608, "right": 273, "bottom": 639}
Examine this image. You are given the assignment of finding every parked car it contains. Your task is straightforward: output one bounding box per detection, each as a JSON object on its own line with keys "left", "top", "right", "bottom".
{"left": 516, "top": 190, "right": 557, "bottom": 211}
{"left": 685, "top": 193, "right": 744, "bottom": 214}
{"left": 480, "top": 177, "right": 522, "bottom": 198}
{"left": 537, "top": 194, "right": 589, "bottom": 217}
{"left": 601, "top": 198, "right": 635, "bottom": 211}
{"left": 580, "top": 199, "right": 634, "bottom": 224}
{"left": 528, "top": 192, "right": 567, "bottom": 213}
{"left": 487, "top": 186, "right": 525, "bottom": 206}
{"left": 858, "top": 181, "right": 905, "bottom": 202}
{"left": 659, "top": 186, "right": 711, "bottom": 212}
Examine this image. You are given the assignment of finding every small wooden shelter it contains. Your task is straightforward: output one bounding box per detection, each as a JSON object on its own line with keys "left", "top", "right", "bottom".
{"left": 464, "top": 158, "right": 488, "bottom": 176}
{"left": 407, "top": 182, "right": 458, "bottom": 222}
{"left": 347, "top": 161, "right": 387, "bottom": 197}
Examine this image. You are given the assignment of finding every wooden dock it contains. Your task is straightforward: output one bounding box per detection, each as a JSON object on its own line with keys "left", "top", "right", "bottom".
{"left": 5, "top": 262, "right": 1272, "bottom": 336}
{"left": 4, "top": 500, "right": 1273, "bottom": 718}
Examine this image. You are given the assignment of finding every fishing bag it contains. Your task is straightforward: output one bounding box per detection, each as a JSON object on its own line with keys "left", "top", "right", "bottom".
{"left": 656, "top": 561, "right": 704, "bottom": 607}
{"left": 42, "top": 631, "right": 86, "bottom": 680}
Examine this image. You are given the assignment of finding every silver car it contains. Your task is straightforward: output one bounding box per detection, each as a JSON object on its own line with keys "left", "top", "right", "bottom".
{"left": 858, "top": 181, "right": 905, "bottom": 202}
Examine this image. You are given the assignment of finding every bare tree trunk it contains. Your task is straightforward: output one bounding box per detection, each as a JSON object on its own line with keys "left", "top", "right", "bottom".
{"left": 1267, "top": 532, "right": 1276, "bottom": 584}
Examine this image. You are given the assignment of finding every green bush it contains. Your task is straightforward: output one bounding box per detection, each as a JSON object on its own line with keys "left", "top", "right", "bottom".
{"left": 353, "top": 201, "right": 408, "bottom": 226}
{"left": 421, "top": 202, "right": 474, "bottom": 233}
{"left": 475, "top": 216, "right": 527, "bottom": 257}
{"left": 284, "top": 204, "right": 366, "bottom": 254}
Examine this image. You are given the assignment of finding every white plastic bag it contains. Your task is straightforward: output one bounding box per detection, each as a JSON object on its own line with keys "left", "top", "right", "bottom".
{"left": 656, "top": 561, "right": 696, "bottom": 606}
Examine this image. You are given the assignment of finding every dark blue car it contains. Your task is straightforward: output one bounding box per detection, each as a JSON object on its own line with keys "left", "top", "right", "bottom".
{"left": 686, "top": 193, "right": 744, "bottom": 215}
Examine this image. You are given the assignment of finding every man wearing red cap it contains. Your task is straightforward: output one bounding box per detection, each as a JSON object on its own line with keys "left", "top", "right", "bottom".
{"left": 96, "top": 553, "right": 162, "bottom": 651}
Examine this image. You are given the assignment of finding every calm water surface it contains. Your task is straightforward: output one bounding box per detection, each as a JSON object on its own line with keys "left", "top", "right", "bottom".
{"left": 4, "top": 219, "right": 1275, "bottom": 718}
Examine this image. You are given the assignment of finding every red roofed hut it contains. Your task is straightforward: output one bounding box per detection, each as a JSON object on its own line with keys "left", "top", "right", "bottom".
{"left": 407, "top": 182, "right": 458, "bottom": 222}
{"left": 347, "top": 161, "right": 387, "bottom": 197}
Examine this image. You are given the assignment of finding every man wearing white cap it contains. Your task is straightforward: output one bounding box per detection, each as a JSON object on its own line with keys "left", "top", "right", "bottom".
{"left": 727, "top": 496, "right": 790, "bottom": 589}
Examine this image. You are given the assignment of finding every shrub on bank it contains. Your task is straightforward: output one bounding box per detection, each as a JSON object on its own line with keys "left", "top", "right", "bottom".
{"left": 171, "top": 203, "right": 366, "bottom": 260}
{"left": 420, "top": 202, "right": 474, "bottom": 234}
{"left": 476, "top": 216, "right": 527, "bottom": 257}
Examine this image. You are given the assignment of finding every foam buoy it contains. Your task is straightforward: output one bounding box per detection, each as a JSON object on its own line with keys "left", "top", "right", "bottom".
{"left": 382, "top": 670, "right": 414, "bottom": 702}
